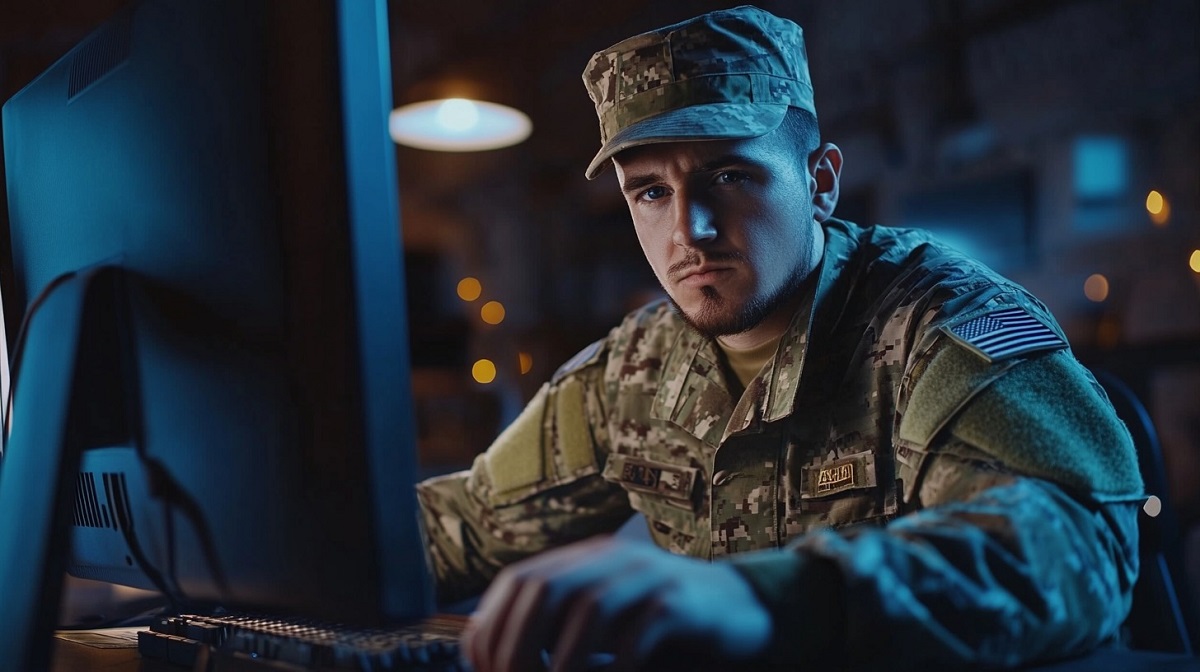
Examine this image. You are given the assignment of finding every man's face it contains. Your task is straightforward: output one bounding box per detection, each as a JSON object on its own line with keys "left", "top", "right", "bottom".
{"left": 613, "top": 130, "right": 825, "bottom": 338}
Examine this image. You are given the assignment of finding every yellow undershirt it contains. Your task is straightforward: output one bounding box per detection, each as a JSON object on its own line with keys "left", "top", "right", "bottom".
{"left": 716, "top": 333, "right": 783, "bottom": 390}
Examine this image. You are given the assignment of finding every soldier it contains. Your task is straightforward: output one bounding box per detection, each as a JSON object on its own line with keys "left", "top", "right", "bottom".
{"left": 416, "top": 6, "right": 1144, "bottom": 671}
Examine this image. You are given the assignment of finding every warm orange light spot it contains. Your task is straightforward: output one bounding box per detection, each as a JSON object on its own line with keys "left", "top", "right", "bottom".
{"left": 1145, "top": 190, "right": 1164, "bottom": 214}
{"left": 480, "top": 301, "right": 505, "bottom": 325}
{"left": 472, "top": 359, "right": 496, "bottom": 384}
{"left": 1189, "top": 250, "right": 1200, "bottom": 274}
{"left": 1146, "top": 190, "right": 1170, "bottom": 227}
{"left": 457, "top": 277, "right": 482, "bottom": 301}
{"left": 518, "top": 352, "right": 533, "bottom": 375}
{"left": 1084, "top": 274, "right": 1109, "bottom": 302}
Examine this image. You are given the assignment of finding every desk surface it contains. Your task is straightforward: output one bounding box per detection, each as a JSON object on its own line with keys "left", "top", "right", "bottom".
{"left": 52, "top": 636, "right": 141, "bottom": 672}
{"left": 51, "top": 631, "right": 1200, "bottom": 672}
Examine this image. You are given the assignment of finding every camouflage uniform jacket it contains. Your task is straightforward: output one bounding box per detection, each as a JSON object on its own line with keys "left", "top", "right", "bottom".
{"left": 417, "top": 219, "right": 1144, "bottom": 669}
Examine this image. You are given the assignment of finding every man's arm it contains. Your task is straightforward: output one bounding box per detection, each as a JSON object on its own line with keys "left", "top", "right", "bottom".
{"left": 416, "top": 348, "right": 633, "bottom": 603}
{"left": 730, "top": 343, "right": 1144, "bottom": 669}
{"left": 731, "top": 452, "right": 1140, "bottom": 669}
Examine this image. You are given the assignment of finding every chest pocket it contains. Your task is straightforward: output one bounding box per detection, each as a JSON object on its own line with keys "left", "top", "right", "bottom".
{"left": 797, "top": 450, "right": 888, "bottom": 526}
{"left": 602, "top": 453, "right": 705, "bottom": 556}
{"left": 780, "top": 378, "right": 902, "bottom": 535}
{"left": 785, "top": 442, "right": 900, "bottom": 537}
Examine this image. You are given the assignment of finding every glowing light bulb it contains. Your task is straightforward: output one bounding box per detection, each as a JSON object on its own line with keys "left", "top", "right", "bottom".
{"left": 436, "top": 98, "right": 480, "bottom": 133}
{"left": 472, "top": 359, "right": 497, "bottom": 384}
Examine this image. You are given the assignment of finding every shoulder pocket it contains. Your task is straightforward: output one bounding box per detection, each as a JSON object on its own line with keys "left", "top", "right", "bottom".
{"left": 483, "top": 381, "right": 600, "bottom": 507}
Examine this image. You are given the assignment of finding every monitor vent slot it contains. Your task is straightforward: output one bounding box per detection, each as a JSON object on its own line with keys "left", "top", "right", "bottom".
{"left": 73, "top": 471, "right": 132, "bottom": 532}
{"left": 67, "top": 15, "right": 133, "bottom": 100}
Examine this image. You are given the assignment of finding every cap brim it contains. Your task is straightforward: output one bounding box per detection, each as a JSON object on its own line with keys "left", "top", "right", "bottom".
{"left": 585, "top": 102, "right": 788, "bottom": 180}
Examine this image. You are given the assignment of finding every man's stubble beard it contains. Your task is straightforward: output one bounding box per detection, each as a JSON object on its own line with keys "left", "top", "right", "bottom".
{"left": 665, "top": 261, "right": 810, "bottom": 338}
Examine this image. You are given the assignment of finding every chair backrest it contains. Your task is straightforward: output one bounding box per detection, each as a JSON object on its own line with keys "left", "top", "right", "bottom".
{"left": 1092, "top": 370, "right": 1194, "bottom": 655}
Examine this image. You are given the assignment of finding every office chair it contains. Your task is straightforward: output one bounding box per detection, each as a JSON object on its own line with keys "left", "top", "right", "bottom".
{"left": 1093, "top": 370, "right": 1195, "bottom": 655}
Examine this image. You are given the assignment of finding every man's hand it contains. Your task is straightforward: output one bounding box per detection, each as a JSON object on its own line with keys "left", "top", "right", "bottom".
{"left": 460, "top": 536, "right": 772, "bottom": 672}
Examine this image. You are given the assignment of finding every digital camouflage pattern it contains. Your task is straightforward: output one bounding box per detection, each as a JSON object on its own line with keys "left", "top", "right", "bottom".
{"left": 416, "top": 219, "right": 1144, "bottom": 668}
{"left": 582, "top": 6, "right": 816, "bottom": 179}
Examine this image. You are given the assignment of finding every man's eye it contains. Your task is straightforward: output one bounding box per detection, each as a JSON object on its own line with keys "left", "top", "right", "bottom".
{"left": 640, "top": 186, "right": 668, "bottom": 201}
{"left": 715, "top": 171, "right": 748, "bottom": 185}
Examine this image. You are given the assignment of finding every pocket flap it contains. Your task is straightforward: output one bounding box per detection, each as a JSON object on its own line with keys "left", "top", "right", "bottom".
{"left": 602, "top": 453, "right": 698, "bottom": 505}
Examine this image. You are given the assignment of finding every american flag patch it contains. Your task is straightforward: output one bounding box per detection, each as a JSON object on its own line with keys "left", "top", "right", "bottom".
{"left": 944, "top": 307, "right": 1066, "bottom": 362}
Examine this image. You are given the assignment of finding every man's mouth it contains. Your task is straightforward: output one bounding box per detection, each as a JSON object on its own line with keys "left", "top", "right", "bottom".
{"left": 676, "top": 264, "right": 734, "bottom": 287}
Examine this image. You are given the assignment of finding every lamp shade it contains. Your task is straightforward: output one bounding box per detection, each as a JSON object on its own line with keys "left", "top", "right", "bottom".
{"left": 389, "top": 98, "right": 532, "bottom": 151}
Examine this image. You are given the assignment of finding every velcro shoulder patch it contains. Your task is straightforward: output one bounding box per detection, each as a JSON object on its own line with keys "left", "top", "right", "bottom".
{"left": 552, "top": 338, "right": 606, "bottom": 384}
{"left": 941, "top": 306, "right": 1066, "bottom": 363}
{"left": 897, "top": 336, "right": 1013, "bottom": 450}
{"left": 485, "top": 385, "right": 551, "bottom": 499}
{"left": 483, "top": 378, "right": 602, "bottom": 506}
{"left": 946, "top": 350, "right": 1144, "bottom": 498}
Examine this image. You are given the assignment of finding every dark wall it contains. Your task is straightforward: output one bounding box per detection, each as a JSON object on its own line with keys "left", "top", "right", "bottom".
{"left": 3, "top": 0, "right": 1198, "bottom": 550}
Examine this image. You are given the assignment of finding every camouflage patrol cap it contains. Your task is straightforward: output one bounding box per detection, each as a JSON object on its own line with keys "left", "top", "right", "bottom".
{"left": 582, "top": 5, "right": 815, "bottom": 180}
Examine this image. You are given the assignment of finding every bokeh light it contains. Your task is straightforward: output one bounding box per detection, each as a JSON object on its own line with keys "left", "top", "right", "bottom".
{"left": 472, "top": 359, "right": 496, "bottom": 384}
{"left": 457, "top": 277, "right": 482, "bottom": 301}
{"left": 1144, "top": 495, "right": 1162, "bottom": 518}
{"left": 1084, "top": 274, "right": 1109, "bottom": 302}
{"left": 1190, "top": 250, "right": 1200, "bottom": 274}
{"left": 481, "top": 300, "right": 506, "bottom": 325}
{"left": 1145, "top": 190, "right": 1164, "bottom": 214}
{"left": 1146, "top": 190, "right": 1170, "bottom": 227}
{"left": 518, "top": 352, "right": 533, "bottom": 375}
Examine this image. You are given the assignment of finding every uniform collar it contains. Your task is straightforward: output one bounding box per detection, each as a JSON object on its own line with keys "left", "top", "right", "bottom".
{"left": 758, "top": 220, "right": 857, "bottom": 425}
{"left": 651, "top": 325, "right": 732, "bottom": 447}
{"left": 650, "top": 220, "right": 860, "bottom": 445}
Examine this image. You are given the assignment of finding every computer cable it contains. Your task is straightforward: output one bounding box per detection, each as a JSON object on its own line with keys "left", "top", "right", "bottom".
{"left": 2, "top": 270, "right": 79, "bottom": 456}
{"left": 140, "top": 455, "right": 233, "bottom": 606}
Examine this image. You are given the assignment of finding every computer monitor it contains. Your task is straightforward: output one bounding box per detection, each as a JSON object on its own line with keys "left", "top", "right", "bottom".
{"left": 0, "top": 0, "right": 433, "bottom": 668}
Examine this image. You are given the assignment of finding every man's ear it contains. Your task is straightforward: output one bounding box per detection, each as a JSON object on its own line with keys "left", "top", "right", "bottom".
{"left": 808, "top": 143, "right": 842, "bottom": 223}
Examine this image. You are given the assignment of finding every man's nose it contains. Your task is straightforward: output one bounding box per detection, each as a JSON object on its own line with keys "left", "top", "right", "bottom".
{"left": 671, "top": 199, "right": 717, "bottom": 247}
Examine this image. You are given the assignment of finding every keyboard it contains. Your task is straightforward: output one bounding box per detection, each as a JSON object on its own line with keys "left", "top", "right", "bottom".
{"left": 137, "top": 612, "right": 468, "bottom": 670}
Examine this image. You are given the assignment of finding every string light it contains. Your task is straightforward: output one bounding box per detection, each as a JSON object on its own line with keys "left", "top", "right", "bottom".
{"left": 472, "top": 359, "right": 497, "bottom": 384}
{"left": 457, "top": 277, "right": 482, "bottom": 301}
{"left": 1146, "top": 190, "right": 1170, "bottom": 227}
{"left": 1146, "top": 190, "right": 1164, "bottom": 213}
{"left": 481, "top": 301, "right": 506, "bottom": 325}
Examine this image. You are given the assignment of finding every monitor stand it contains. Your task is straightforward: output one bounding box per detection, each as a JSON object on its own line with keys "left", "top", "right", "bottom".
{"left": 0, "top": 266, "right": 132, "bottom": 671}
